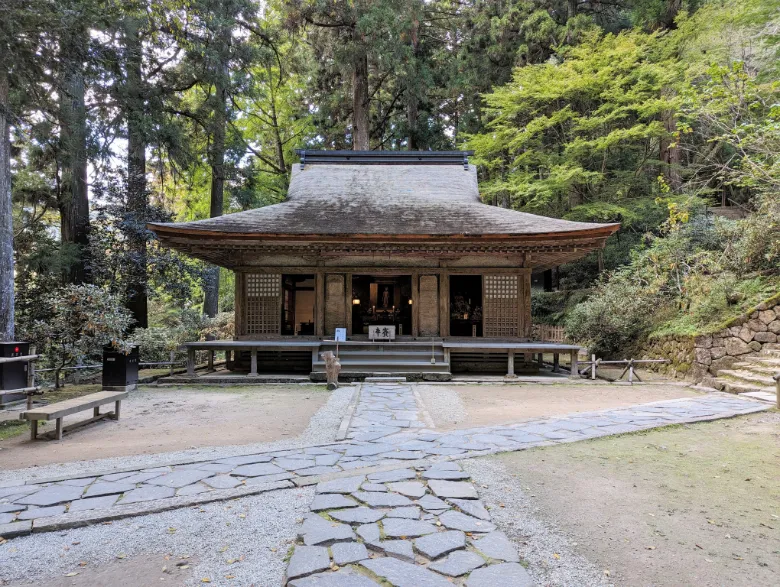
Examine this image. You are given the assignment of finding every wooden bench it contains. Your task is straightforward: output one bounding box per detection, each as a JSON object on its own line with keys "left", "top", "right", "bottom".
{"left": 20, "top": 391, "right": 128, "bottom": 441}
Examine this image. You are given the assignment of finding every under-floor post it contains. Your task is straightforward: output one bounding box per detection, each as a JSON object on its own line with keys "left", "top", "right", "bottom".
{"left": 553, "top": 353, "right": 560, "bottom": 373}
{"left": 114, "top": 400, "right": 121, "bottom": 419}
{"left": 187, "top": 348, "right": 195, "bottom": 375}
{"left": 250, "top": 348, "right": 258, "bottom": 376}
{"left": 94, "top": 406, "right": 100, "bottom": 417}
{"left": 207, "top": 350, "right": 214, "bottom": 371}
{"left": 30, "top": 420, "right": 38, "bottom": 440}
{"left": 55, "top": 417, "right": 63, "bottom": 440}
{"left": 507, "top": 350, "right": 515, "bottom": 377}
{"left": 570, "top": 350, "right": 579, "bottom": 379}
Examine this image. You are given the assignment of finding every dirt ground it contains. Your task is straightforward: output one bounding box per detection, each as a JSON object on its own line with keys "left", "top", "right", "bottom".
{"left": 421, "top": 383, "right": 701, "bottom": 429}
{"left": 0, "top": 385, "right": 329, "bottom": 469}
{"left": 493, "top": 411, "right": 780, "bottom": 587}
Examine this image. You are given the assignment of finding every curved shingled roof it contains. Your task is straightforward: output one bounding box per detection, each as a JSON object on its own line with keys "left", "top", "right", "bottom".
{"left": 149, "top": 163, "right": 619, "bottom": 239}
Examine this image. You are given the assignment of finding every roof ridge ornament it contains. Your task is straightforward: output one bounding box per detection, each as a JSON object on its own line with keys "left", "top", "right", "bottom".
{"left": 295, "top": 150, "right": 474, "bottom": 168}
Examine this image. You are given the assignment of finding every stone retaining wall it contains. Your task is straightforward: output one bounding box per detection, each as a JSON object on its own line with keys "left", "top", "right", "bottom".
{"left": 643, "top": 295, "right": 780, "bottom": 381}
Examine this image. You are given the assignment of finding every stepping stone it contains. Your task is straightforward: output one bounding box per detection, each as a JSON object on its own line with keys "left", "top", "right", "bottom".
{"left": 413, "top": 530, "right": 465, "bottom": 559}
{"left": 120, "top": 485, "right": 175, "bottom": 504}
{"left": 296, "top": 466, "right": 342, "bottom": 477}
{"left": 310, "top": 494, "right": 358, "bottom": 512}
{"left": 299, "top": 513, "right": 355, "bottom": 546}
{"left": 147, "top": 470, "right": 215, "bottom": 488}
{"left": 428, "top": 480, "right": 478, "bottom": 500}
{"left": 374, "top": 539, "right": 415, "bottom": 562}
{"left": 0, "top": 505, "right": 24, "bottom": 514}
{"left": 191, "top": 462, "right": 234, "bottom": 474}
{"left": 121, "top": 472, "right": 166, "bottom": 484}
{"left": 330, "top": 507, "right": 384, "bottom": 524}
{"left": 381, "top": 518, "right": 438, "bottom": 538}
{"left": 447, "top": 499, "right": 491, "bottom": 521}
{"left": 0, "top": 513, "right": 14, "bottom": 524}
{"left": 438, "top": 511, "right": 495, "bottom": 533}
{"left": 177, "top": 484, "right": 210, "bottom": 496}
{"left": 367, "top": 469, "right": 417, "bottom": 483}
{"left": 0, "top": 486, "right": 36, "bottom": 500}
{"left": 352, "top": 491, "right": 412, "bottom": 508}
{"left": 245, "top": 473, "right": 294, "bottom": 486}
{"left": 331, "top": 542, "right": 369, "bottom": 565}
{"left": 289, "top": 568, "right": 380, "bottom": 586}
{"left": 386, "top": 506, "right": 420, "bottom": 519}
{"left": 287, "top": 545, "right": 330, "bottom": 580}
{"left": 16, "top": 485, "right": 84, "bottom": 506}
{"left": 356, "top": 522, "right": 380, "bottom": 543}
{"left": 216, "top": 454, "right": 273, "bottom": 466}
{"left": 315, "top": 454, "right": 341, "bottom": 466}
{"left": 361, "top": 557, "right": 451, "bottom": 587}
{"left": 470, "top": 531, "right": 519, "bottom": 562}
{"left": 387, "top": 482, "right": 426, "bottom": 498}
{"left": 428, "top": 550, "right": 485, "bottom": 576}
{"left": 361, "top": 483, "right": 387, "bottom": 492}
{"left": 67, "top": 495, "right": 118, "bottom": 512}
{"left": 100, "top": 472, "right": 135, "bottom": 482}
{"left": 345, "top": 444, "right": 394, "bottom": 457}
{"left": 276, "top": 458, "right": 317, "bottom": 471}
{"left": 17, "top": 505, "right": 66, "bottom": 520}
{"left": 378, "top": 451, "right": 424, "bottom": 460}
{"left": 203, "top": 475, "right": 242, "bottom": 490}
{"left": 465, "top": 562, "right": 534, "bottom": 586}
{"left": 316, "top": 476, "right": 365, "bottom": 495}
{"left": 422, "top": 470, "right": 471, "bottom": 480}
{"left": 83, "top": 481, "right": 136, "bottom": 498}
{"left": 416, "top": 495, "right": 450, "bottom": 512}
{"left": 230, "top": 463, "right": 285, "bottom": 478}
{"left": 58, "top": 477, "right": 96, "bottom": 487}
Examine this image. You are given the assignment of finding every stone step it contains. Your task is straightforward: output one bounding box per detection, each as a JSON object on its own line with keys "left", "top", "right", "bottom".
{"left": 329, "top": 350, "right": 446, "bottom": 360}
{"left": 364, "top": 376, "right": 407, "bottom": 383}
{"left": 713, "top": 379, "right": 776, "bottom": 395}
{"left": 732, "top": 362, "right": 780, "bottom": 376}
{"left": 312, "top": 360, "right": 451, "bottom": 373}
{"left": 739, "top": 391, "right": 777, "bottom": 404}
{"left": 717, "top": 369, "right": 775, "bottom": 387}
{"left": 740, "top": 356, "right": 780, "bottom": 367}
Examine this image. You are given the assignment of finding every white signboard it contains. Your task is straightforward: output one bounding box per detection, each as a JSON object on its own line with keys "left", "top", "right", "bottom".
{"left": 369, "top": 325, "right": 396, "bottom": 341}
{"left": 334, "top": 328, "right": 347, "bottom": 342}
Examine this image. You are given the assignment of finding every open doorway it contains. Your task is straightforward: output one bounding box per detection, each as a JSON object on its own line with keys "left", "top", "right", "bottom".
{"left": 352, "top": 275, "right": 412, "bottom": 336}
{"left": 281, "top": 275, "right": 315, "bottom": 335}
{"left": 450, "top": 275, "right": 483, "bottom": 336}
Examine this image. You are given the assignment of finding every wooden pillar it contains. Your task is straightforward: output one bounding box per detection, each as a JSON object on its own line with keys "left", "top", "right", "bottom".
{"left": 234, "top": 272, "right": 244, "bottom": 337}
{"left": 521, "top": 271, "right": 532, "bottom": 339}
{"left": 411, "top": 272, "right": 420, "bottom": 338}
{"left": 30, "top": 420, "right": 38, "bottom": 441}
{"left": 345, "top": 273, "right": 353, "bottom": 337}
{"left": 187, "top": 348, "right": 195, "bottom": 375}
{"left": 569, "top": 350, "right": 579, "bottom": 379}
{"left": 315, "top": 271, "right": 325, "bottom": 337}
{"left": 439, "top": 271, "right": 449, "bottom": 338}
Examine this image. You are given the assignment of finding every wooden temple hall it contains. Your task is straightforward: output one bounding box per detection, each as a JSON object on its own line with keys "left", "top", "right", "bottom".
{"left": 149, "top": 151, "right": 619, "bottom": 380}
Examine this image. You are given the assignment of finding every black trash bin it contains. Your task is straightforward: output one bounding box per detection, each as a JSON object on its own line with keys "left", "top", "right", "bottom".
{"left": 0, "top": 342, "right": 30, "bottom": 408}
{"left": 102, "top": 346, "right": 139, "bottom": 391}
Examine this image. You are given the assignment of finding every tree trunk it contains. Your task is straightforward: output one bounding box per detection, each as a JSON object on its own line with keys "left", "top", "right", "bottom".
{"left": 58, "top": 33, "right": 90, "bottom": 284}
{"left": 352, "top": 44, "right": 370, "bottom": 151}
{"left": 406, "top": 14, "right": 420, "bottom": 150}
{"left": 0, "top": 68, "right": 14, "bottom": 340}
{"left": 203, "top": 37, "right": 229, "bottom": 318}
{"left": 660, "top": 89, "right": 681, "bottom": 190}
{"left": 125, "top": 17, "right": 148, "bottom": 329}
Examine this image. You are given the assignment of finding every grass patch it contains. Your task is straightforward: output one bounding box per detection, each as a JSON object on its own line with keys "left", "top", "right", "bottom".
{"left": 0, "top": 419, "right": 28, "bottom": 441}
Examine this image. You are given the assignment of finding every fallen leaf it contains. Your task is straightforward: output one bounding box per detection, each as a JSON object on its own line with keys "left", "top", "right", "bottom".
{"left": 604, "top": 570, "right": 610, "bottom": 577}
{"left": 78, "top": 561, "right": 87, "bottom": 567}
{"left": 168, "top": 527, "right": 177, "bottom": 534}
{"left": 201, "top": 579, "right": 211, "bottom": 583}
{"left": 225, "top": 575, "right": 235, "bottom": 580}
{"left": 553, "top": 553, "right": 560, "bottom": 559}
{"left": 219, "top": 546, "right": 229, "bottom": 553}
{"left": 64, "top": 572, "right": 79, "bottom": 577}
{"left": 116, "top": 553, "right": 126, "bottom": 559}
{"left": 646, "top": 546, "right": 656, "bottom": 550}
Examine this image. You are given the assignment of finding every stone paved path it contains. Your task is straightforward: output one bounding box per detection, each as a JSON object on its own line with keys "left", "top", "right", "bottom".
{"left": 0, "top": 382, "right": 768, "bottom": 581}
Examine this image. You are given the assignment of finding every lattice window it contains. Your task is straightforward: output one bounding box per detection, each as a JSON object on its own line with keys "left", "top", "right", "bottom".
{"left": 483, "top": 275, "right": 519, "bottom": 337}
{"left": 245, "top": 274, "right": 281, "bottom": 335}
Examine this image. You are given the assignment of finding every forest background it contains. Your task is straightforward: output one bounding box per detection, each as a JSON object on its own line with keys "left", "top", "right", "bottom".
{"left": 1, "top": 0, "right": 778, "bottom": 374}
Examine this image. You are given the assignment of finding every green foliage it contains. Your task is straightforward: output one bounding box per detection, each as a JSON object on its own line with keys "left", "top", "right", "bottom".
{"left": 23, "top": 285, "right": 133, "bottom": 379}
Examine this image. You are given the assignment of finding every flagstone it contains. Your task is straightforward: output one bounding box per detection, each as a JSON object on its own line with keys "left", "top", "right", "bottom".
{"left": 427, "top": 480, "right": 478, "bottom": 499}
{"left": 428, "top": 550, "right": 485, "bottom": 576}
{"left": 360, "top": 557, "right": 451, "bottom": 587}
{"left": 287, "top": 545, "right": 330, "bottom": 580}
{"left": 381, "top": 518, "right": 438, "bottom": 538}
{"left": 465, "top": 562, "right": 534, "bottom": 587}
{"left": 469, "top": 531, "right": 519, "bottom": 562}
{"left": 413, "top": 530, "right": 466, "bottom": 559}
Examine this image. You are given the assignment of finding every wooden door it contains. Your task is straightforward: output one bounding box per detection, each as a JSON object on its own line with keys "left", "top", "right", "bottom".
{"left": 245, "top": 273, "right": 281, "bottom": 336}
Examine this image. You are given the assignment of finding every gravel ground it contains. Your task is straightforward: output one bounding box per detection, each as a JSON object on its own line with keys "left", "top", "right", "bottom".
{"left": 0, "top": 385, "right": 355, "bottom": 485}
{"left": 415, "top": 384, "right": 467, "bottom": 426}
{"left": 0, "top": 486, "right": 314, "bottom": 587}
{"left": 462, "top": 457, "right": 611, "bottom": 587}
